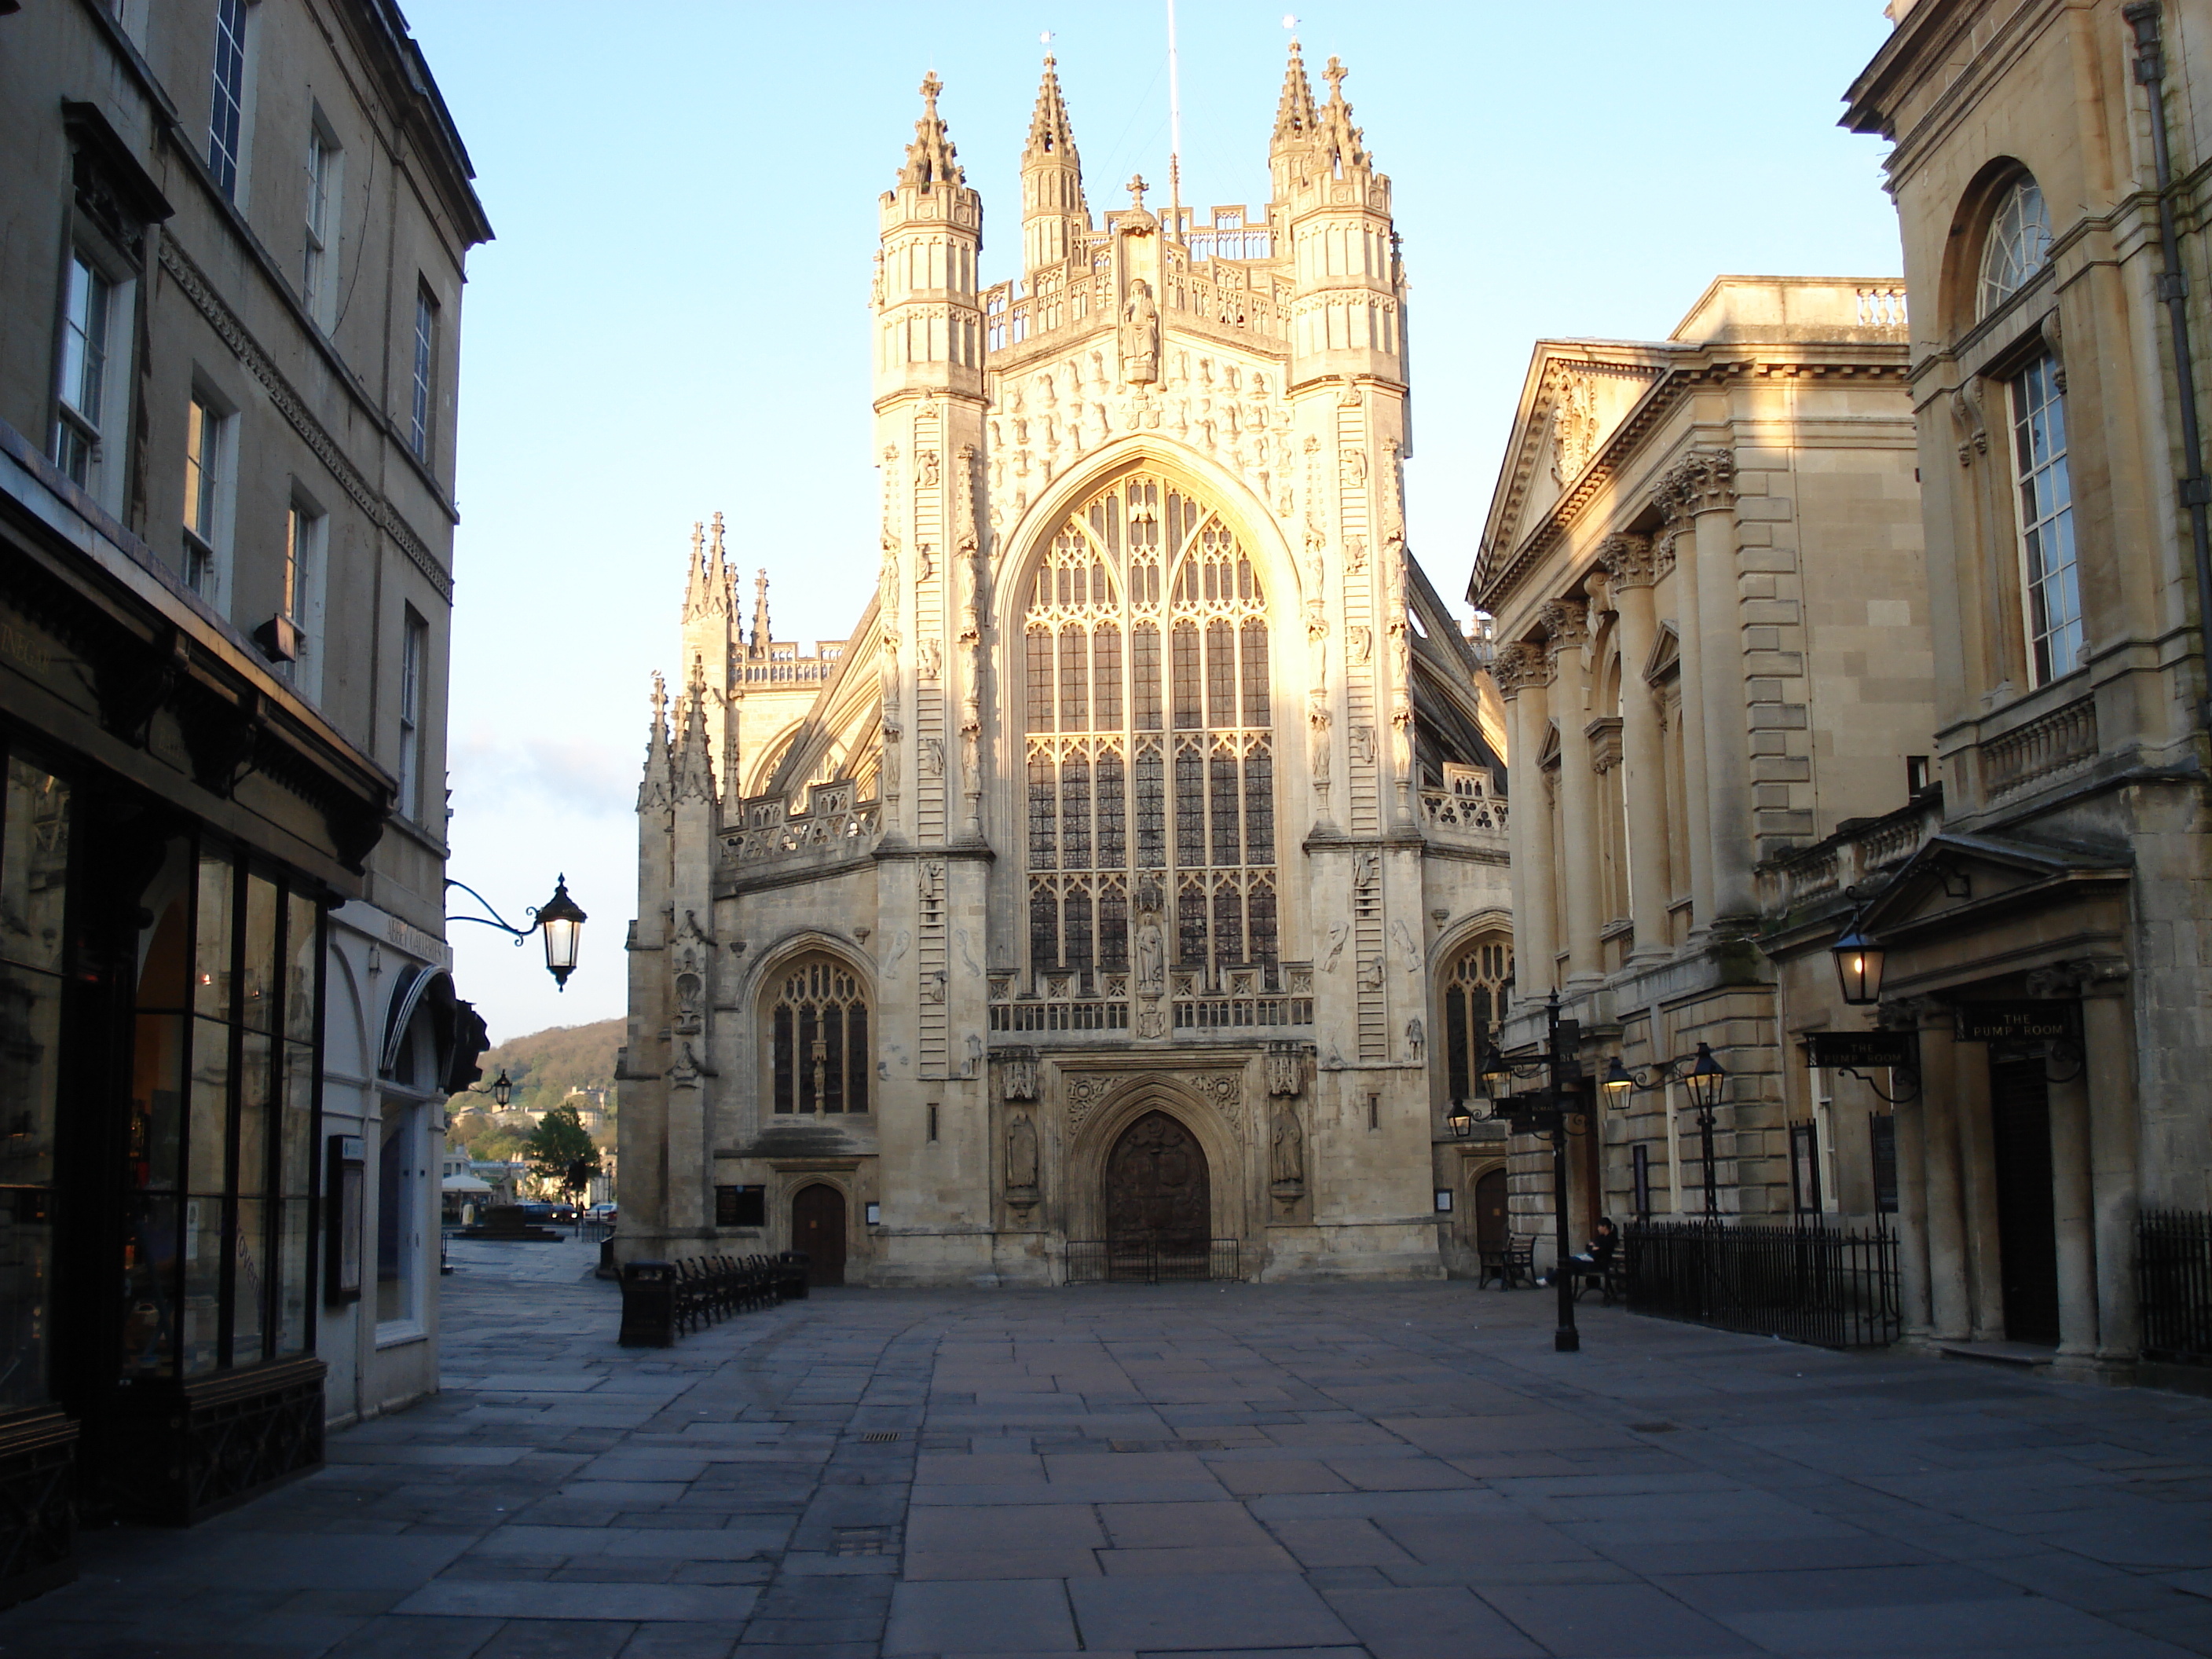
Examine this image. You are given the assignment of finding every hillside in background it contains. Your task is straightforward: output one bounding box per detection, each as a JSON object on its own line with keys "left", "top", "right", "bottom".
{"left": 451, "top": 1016, "right": 623, "bottom": 1120}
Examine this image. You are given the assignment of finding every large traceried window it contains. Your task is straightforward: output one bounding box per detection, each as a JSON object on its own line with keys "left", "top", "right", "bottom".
{"left": 1976, "top": 174, "right": 2052, "bottom": 319}
{"left": 1441, "top": 937, "right": 1514, "bottom": 1105}
{"left": 770, "top": 957, "right": 869, "bottom": 1115}
{"left": 2010, "top": 353, "right": 2082, "bottom": 685}
{"left": 1024, "top": 472, "right": 1277, "bottom": 982}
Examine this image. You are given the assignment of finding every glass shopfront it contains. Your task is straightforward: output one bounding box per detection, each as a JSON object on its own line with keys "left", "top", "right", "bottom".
{"left": 121, "top": 836, "right": 322, "bottom": 1388}
{"left": 0, "top": 755, "right": 70, "bottom": 1418}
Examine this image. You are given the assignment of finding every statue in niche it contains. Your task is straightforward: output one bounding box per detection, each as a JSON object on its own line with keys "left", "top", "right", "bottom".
{"left": 965, "top": 1032, "right": 983, "bottom": 1077}
{"left": 920, "top": 736, "right": 944, "bottom": 776}
{"left": 1353, "top": 849, "right": 1380, "bottom": 892}
{"left": 1122, "top": 279, "right": 1160, "bottom": 384}
{"left": 1005, "top": 1110, "right": 1039, "bottom": 1192}
{"left": 918, "top": 450, "right": 940, "bottom": 487}
{"left": 1349, "top": 725, "right": 1377, "bottom": 767}
{"left": 1406, "top": 1017, "right": 1426, "bottom": 1062}
{"left": 917, "top": 638, "right": 941, "bottom": 680}
{"left": 1133, "top": 886, "right": 1166, "bottom": 994}
{"left": 918, "top": 543, "right": 934, "bottom": 581}
{"left": 1342, "top": 449, "right": 1367, "bottom": 486}
{"left": 673, "top": 970, "right": 703, "bottom": 1035}
{"left": 1348, "top": 625, "right": 1372, "bottom": 663}
{"left": 1271, "top": 1104, "right": 1306, "bottom": 1189}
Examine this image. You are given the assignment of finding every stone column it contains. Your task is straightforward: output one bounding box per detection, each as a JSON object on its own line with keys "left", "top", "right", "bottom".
{"left": 1542, "top": 599, "right": 1602, "bottom": 991}
{"left": 1654, "top": 507, "right": 1716, "bottom": 932}
{"left": 1954, "top": 1046, "right": 2005, "bottom": 1340}
{"left": 2079, "top": 961, "right": 2140, "bottom": 1363}
{"left": 2045, "top": 1058, "right": 2100, "bottom": 1361}
{"left": 1878, "top": 1004, "right": 1932, "bottom": 1336}
{"left": 1667, "top": 449, "right": 1754, "bottom": 923}
{"left": 1598, "top": 536, "right": 1670, "bottom": 962}
{"left": 1494, "top": 644, "right": 1554, "bottom": 1005}
{"left": 1916, "top": 1005, "right": 1972, "bottom": 1342}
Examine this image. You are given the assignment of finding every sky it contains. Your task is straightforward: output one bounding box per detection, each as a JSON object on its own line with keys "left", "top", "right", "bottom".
{"left": 405, "top": 0, "right": 1905, "bottom": 1047}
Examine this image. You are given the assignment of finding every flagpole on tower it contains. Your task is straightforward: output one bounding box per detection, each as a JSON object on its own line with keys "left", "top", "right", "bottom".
{"left": 1166, "top": 0, "right": 1184, "bottom": 241}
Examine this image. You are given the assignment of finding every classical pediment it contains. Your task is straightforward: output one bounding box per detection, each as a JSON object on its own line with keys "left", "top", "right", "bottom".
{"left": 1472, "top": 344, "right": 1672, "bottom": 606}
{"left": 1861, "top": 830, "right": 2130, "bottom": 939}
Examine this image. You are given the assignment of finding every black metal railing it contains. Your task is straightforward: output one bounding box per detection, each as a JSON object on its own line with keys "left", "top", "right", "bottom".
{"left": 2141, "top": 1208, "right": 2212, "bottom": 1366}
{"left": 1622, "top": 1219, "right": 1901, "bottom": 1349}
{"left": 1066, "top": 1240, "right": 1241, "bottom": 1284}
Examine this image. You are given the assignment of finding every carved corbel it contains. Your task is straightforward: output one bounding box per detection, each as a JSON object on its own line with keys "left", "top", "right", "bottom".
{"left": 94, "top": 622, "right": 188, "bottom": 747}
{"left": 178, "top": 685, "right": 265, "bottom": 797}
{"left": 1950, "top": 384, "right": 1988, "bottom": 467}
{"left": 2041, "top": 310, "right": 2066, "bottom": 395}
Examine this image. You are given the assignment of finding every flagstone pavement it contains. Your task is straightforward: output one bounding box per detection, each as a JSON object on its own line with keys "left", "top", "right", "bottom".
{"left": 5, "top": 1234, "right": 2212, "bottom": 1659}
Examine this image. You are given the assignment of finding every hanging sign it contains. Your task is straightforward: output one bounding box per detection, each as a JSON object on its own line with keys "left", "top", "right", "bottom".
{"left": 1806, "top": 1031, "right": 1918, "bottom": 1069}
{"left": 1954, "top": 1002, "right": 2078, "bottom": 1042}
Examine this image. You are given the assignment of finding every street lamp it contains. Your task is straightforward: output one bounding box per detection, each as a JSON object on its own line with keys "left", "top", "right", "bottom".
{"left": 1475, "top": 991, "right": 1588, "bottom": 1353}
{"left": 1599, "top": 1042, "right": 1730, "bottom": 1216}
{"left": 1832, "top": 918, "right": 1885, "bottom": 1007}
{"left": 445, "top": 874, "right": 591, "bottom": 991}
{"left": 461, "top": 1068, "right": 513, "bottom": 1108}
{"left": 1445, "top": 1098, "right": 1475, "bottom": 1139}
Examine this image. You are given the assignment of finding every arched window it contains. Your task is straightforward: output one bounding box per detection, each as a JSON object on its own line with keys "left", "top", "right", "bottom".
{"left": 768, "top": 956, "right": 869, "bottom": 1114}
{"left": 1024, "top": 471, "right": 1276, "bottom": 981}
{"left": 1976, "top": 174, "right": 2052, "bottom": 319}
{"left": 1441, "top": 936, "right": 1514, "bottom": 1104}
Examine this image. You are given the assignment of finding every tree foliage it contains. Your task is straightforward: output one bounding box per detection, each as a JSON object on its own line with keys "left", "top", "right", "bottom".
{"left": 523, "top": 1104, "right": 602, "bottom": 1197}
{"left": 448, "top": 1016, "right": 622, "bottom": 1122}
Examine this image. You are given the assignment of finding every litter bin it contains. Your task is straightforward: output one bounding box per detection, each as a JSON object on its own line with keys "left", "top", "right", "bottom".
{"left": 618, "top": 1259, "right": 677, "bottom": 1346}
{"left": 775, "top": 1251, "right": 811, "bottom": 1301}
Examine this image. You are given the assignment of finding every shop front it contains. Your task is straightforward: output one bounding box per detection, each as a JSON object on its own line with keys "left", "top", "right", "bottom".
{"left": 0, "top": 433, "right": 396, "bottom": 1602}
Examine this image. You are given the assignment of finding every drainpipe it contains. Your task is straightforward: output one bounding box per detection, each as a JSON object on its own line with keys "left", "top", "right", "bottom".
{"left": 2125, "top": 2, "right": 2212, "bottom": 729}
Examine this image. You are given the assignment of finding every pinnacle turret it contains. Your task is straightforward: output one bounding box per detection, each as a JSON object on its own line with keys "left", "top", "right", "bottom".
{"left": 1272, "top": 38, "right": 1318, "bottom": 150}
{"left": 1020, "top": 53, "right": 1090, "bottom": 271}
{"left": 1317, "top": 55, "right": 1373, "bottom": 178}
{"left": 750, "top": 568, "right": 771, "bottom": 653}
{"left": 899, "top": 71, "right": 964, "bottom": 192}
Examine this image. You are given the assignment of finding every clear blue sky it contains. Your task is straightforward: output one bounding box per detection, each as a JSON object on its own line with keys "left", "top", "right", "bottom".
{"left": 408, "top": 1, "right": 1903, "bottom": 1046}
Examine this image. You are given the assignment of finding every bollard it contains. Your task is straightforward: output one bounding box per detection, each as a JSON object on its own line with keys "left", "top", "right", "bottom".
{"left": 617, "top": 1259, "right": 677, "bottom": 1347}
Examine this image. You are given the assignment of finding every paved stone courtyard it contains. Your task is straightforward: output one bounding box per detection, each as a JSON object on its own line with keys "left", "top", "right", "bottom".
{"left": 6, "top": 1237, "right": 2212, "bottom": 1659}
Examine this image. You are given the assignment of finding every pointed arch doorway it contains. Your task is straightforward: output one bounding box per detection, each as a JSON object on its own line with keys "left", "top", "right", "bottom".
{"left": 1104, "top": 1110, "right": 1210, "bottom": 1281}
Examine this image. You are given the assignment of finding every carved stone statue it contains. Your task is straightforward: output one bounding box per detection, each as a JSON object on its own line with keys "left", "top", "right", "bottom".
{"left": 1005, "top": 1110, "right": 1039, "bottom": 1191}
{"left": 1270, "top": 1105, "right": 1306, "bottom": 1187}
{"left": 1122, "top": 279, "right": 1160, "bottom": 384}
{"left": 1406, "top": 1016, "right": 1426, "bottom": 1062}
{"left": 920, "top": 735, "right": 944, "bottom": 775}
{"left": 918, "top": 638, "right": 941, "bottom": 681}
{"left": 1134, "top": 905, "right": 1166, "bottom": 994}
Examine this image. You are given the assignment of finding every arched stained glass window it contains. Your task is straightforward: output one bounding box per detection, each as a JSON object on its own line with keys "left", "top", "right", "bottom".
{"left": 1976, "top": 174, "right": 2053, "bottom": 320}
{"left": 1024, "top": 471, "right": 1276, "bottom": 982}
{"left": 768, "top": 956, "right": 869, "bottom": 1114}
{"left": 1441, "top": 936, "right": 1514, "bottom": 1104}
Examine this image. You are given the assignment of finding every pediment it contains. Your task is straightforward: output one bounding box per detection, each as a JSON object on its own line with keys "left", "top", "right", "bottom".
{"left": 1862, "top": 831, "right": 2130, "bottom": 935}
{"left": 1644, "top": 621, "right": 1680, "bottom": 683}
{"left": 1474, "top": 343, "right": 1672, "bottom": 603}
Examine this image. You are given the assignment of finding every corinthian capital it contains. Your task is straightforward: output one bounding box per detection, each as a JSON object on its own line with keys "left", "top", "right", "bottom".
{"left": 1657, "top": 447, "right": 1737, "bottom": 519}
{"left": 1539, "top": 599, "right": 1589, "bottom": 657}
{"left": 1490, "top": 641, "right": 1548, "bottom": 698}
{"left": 1595, "top": 533, "right": 1656, "bottom": 590}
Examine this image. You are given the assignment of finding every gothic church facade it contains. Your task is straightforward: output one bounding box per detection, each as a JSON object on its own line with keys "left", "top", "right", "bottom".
{"left": 620, "top": 47, "right": 1511, "bottom": 1284}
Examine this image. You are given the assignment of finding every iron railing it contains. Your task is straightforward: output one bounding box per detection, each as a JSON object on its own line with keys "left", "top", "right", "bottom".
{"left": 1066, "top": 1240, "right": 1241, "bottom": 1284}
{"left": 2141, "top": 1208, "right": 2212, "bottom": 1366}
{"left": 1623, "top": 1219, "right": 1901, "bottom": 1349}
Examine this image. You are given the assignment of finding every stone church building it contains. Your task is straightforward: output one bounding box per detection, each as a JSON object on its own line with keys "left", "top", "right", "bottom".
{"left": 617, "top": 47, "right": 1512, "bottom": 1285}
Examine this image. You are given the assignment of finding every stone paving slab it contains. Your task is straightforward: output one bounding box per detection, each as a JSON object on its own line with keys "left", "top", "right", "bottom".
{"left": 4, "top": 1232, "right": 2212, "bottom": 1657}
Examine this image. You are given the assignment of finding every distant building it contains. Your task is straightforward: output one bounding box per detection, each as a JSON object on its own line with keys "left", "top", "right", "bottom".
{"left": 621, "top": 47, "right": 1510, "bottom": 1288}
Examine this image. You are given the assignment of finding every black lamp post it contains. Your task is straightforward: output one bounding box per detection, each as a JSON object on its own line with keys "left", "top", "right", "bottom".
{"left": 1601, "top": 1042, "right": 1730, "bottom": 1216}
{"left": 446, "top": 874, "right": 590, "bottom": 991}
{"left": 1474, "top": 991, "right": 1588, "bottom": 1353}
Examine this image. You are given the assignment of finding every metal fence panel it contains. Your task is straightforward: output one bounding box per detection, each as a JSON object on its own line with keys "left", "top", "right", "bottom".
{"left": 1623, "top": 1220, "right": 1900, "bottom": 1349}
{"left": 2141, "top": 1209, "right": 2212, "bottom": 1366}
{"left": 1065, "top": 1240, "right": 1240, "bottom": 1284}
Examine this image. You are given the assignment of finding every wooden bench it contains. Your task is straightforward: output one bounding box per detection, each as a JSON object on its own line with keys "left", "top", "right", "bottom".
{"left": 1478, "top": 1235, "right": 1536, "bottom": 1290}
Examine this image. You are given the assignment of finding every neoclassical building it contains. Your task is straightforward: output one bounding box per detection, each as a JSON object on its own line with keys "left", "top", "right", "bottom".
{"left": 1782, "top": 0, "right": 2212, "bottom": 1380}
{"left": 617, "top": 48, "right": 1511, "bottom": 1284}
{"left": 1471, "top": 277, "right": 1932, "bottom": 1261}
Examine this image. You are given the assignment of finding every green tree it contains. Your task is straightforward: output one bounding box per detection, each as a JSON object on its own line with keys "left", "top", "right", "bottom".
{"left": 523, "top": 1104, "right": 601, "bottom": 1199}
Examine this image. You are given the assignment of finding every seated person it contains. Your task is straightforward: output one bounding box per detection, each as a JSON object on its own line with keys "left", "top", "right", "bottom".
{"left": 1566, "top": 1217, "right": 1619, "bottom": 1281}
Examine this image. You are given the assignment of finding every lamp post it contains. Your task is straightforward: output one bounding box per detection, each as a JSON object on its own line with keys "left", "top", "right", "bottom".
{"left": 1602, "top": 1042, "right": 1730, "bottom": 1216}
{"left": 445, "top": 874, "right": 590, "bottom": 990}
{"left": 1474, "top": 991, "right": 1588, "bottom": 1353}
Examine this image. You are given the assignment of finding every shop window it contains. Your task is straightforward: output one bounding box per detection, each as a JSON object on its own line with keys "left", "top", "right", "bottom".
{"left": 377, "top": 1101, "right": 415, "bottom": 1325}
{"left": 0, "top": 756, "right": 70, "bottom": 1413}
{"left": 122, "top": 835, "right": 322, "bottom": 1381}
{"left": 768, "top": 956, "right": 869, "bottom": 1115}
